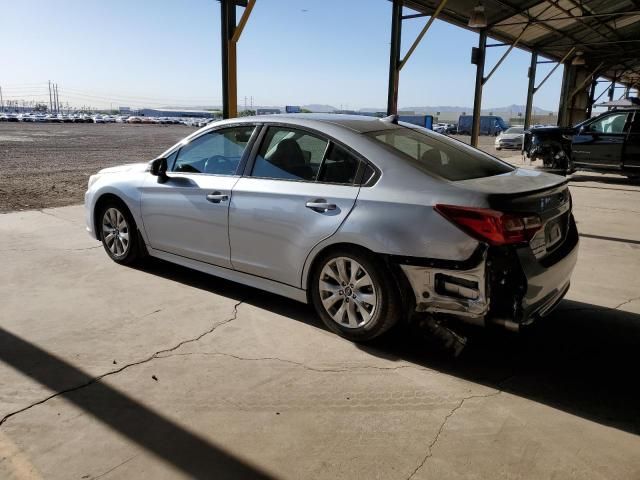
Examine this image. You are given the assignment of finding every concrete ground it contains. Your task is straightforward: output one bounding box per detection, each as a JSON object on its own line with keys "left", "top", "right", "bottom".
{"left": 1, "top": 165, "right": 640, "bottom": 479}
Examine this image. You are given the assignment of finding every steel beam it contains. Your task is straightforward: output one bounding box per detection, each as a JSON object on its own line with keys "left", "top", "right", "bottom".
{"left": 387, "top": 0, "right": 403, "bottom": 116}
{"left": 495, "top": 9, "right": 640, "bottom": 27}
{"left": 524, "top": 51, "right": 537, "bottom": 130}
{"left": 471, "top": 30, "right": 487, "bottom": 148}
{"left": 220, "top": 0, "right": 236, "bottom": 119}
{"left": 221, "top": 0, "right": 255, "bottom": 119}
{"left": 482, "top": 24, "right": 528, "bottom": 85}
{"left": 398, "top": 0, "right": 448, "bottom": 71}
{"left": 534, "top": 47, "right": 575, "bottom": 93}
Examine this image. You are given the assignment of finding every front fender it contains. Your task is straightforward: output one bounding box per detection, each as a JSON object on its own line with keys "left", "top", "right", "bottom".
{"left": 85, "top": 173, "right": 147, "bottom": 243}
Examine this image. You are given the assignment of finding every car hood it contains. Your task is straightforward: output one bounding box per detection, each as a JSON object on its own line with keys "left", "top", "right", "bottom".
{"left": 528, "top": 126, "right": 575, "bottom": 134}
{"left": 498, "top": 133, "right": 523, "bottom": 140}
{"left": 455, "top": 167, "right": 566, "bottom": 195}
{"left": 97, "top": 163, "right": 149, "bottom": 175}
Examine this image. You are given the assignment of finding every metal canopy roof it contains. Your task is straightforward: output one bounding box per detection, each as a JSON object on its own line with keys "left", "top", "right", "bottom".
{"left": 404, "top": 0, "right": 640, "bottom": 87}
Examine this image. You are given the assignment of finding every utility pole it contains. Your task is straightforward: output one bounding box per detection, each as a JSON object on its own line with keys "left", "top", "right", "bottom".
{"left": 0, "top": 86, "right": 4, "bottom": 112}
{"left": 55, "top": 83, "right": 60, "bottom": 113}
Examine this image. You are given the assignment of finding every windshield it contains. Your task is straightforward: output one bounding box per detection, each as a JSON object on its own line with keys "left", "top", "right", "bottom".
{"left": 367, "top": 126, "right": 514, "bottom": 181}
{"left": 505, "top": 127, "right": 524, "bottom": 134}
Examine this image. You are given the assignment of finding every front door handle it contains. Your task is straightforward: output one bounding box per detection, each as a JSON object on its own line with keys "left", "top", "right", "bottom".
{"left": 306, "top": 200, "right": 337, "bottom": 212}
{"left": 206, "top": 192, "right": 229, "bottom": 203}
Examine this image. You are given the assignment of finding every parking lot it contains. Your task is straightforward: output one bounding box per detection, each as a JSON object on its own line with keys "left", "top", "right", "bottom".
{"left": 2, "top": 123, "right": 640, "bottom": 479}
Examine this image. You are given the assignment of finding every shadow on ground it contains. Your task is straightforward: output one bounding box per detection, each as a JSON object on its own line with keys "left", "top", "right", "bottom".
{"left": 0, "top": 326, "right": 272, "bottom": 480}
{"left": 139, "top": 258, "right": 640, "bottom": 437}
{"left": 1, "top": 257, "right": 638, "bottom": 479}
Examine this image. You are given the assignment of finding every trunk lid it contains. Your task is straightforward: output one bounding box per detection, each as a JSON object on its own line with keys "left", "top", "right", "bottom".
{"left": 456, "top": 168, "right": 572, "bottom": 260}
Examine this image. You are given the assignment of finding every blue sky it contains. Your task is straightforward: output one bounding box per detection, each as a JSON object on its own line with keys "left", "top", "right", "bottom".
{"left": 1, "top": 0, "right": 586, "bottom": 111}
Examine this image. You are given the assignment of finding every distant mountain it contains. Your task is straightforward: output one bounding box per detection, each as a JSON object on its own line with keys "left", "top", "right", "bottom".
{"left": 359, "top": 104, "right": 553, "bottom": 115}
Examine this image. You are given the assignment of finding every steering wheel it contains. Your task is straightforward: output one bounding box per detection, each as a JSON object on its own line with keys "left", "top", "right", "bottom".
{"left": 203, "top": 155, "right": 235, "bottom": 174}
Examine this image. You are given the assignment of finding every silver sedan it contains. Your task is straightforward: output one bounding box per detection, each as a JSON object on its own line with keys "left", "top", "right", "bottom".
{"left": 85, "top": 114, "right": 578, "bottom": 341}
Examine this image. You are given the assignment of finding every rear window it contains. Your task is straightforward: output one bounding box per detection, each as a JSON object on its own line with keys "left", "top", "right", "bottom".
{"left": 367, "top": 127, "right": 514, "bottom": 181}
{"left": 505, "top": 127, "right": 524, "bottom": 134}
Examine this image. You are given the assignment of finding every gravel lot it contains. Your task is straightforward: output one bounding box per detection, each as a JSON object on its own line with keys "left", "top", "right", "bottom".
{"left": 0, "top": 123, "right": 517, "bottom": 213}
{"left": 0, "top": 123, "right": 189, "bottom": 213}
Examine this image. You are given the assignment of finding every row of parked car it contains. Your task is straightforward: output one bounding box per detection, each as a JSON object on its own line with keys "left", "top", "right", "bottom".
{"left": 0, "top": 112, "right": 215, "bottom": 127}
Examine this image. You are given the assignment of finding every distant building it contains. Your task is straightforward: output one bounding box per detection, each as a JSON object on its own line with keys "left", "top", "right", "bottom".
{"left": 119, "top": 107, "right": 131, "bottom": 114}
{"left": 256, "top": 108, "right": 281, "bottom": 115}
{"left": 138, "top": 108, "right": 216, "bottom": 118}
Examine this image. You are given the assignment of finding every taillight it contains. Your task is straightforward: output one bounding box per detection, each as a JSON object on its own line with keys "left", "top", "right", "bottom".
{"left": 434, "top": 204, "right": 542, "bottom": 246}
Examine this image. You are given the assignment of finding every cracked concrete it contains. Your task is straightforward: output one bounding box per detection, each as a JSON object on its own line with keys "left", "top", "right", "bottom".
{"left": 1, "top": 172, "right": 640, "bottom": 479}
{"left": 406, "top": 391, "right": 502, "bottom": 480}
{"left": 0, "top": 301, "right": 243, "bottom": 428}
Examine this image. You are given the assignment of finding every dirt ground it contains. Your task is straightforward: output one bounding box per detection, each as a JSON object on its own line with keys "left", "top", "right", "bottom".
{"left": 0, "top": 123, "right": 189, "bottom": 213}
{"left": 0, "top": 123, "right": 516, "bottom": 213}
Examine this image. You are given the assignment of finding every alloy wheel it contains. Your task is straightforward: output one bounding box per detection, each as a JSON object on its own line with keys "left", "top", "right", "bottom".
{"left": 318, "top": 256, "right": 378, "bottom": 329}
{"left": 102, "top": 207, "right": 130, "bottom": 257}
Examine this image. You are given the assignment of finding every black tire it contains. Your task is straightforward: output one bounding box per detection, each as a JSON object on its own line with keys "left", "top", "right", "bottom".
{"left": 310, "top": 248, "right": 402, "bottom": 342}
{"left": 97, "top": 200, "right": 144, "bottom": 265}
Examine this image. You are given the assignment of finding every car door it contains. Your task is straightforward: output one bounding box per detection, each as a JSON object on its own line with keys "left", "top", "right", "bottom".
{"left": 572, "top": 112, "right": 630, "bottom": 169}
{"left": 623, "top": 111, "right": 640, "bottom": 169}
{"left": 140, "top": 125, "right": 257, "bottom": 267}
{"left": 229, "top": 125, "right": 363, "bottom": 287}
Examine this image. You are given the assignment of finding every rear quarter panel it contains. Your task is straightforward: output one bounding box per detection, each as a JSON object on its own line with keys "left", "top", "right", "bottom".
{"left": 300, "top": 145, "right": 484, "bottom": 287}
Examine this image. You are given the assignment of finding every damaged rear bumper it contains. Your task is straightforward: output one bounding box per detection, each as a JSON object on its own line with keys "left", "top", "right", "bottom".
{"left": 395, "top": 218, "right": 579, "bottom": 331}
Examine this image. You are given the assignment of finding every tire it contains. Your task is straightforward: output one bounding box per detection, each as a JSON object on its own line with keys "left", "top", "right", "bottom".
{"left": 495, "top": 147, "right": 502, "bottom": 151}
{"left": 98, "top": 200, "right": 144, "bottom": 265}
{"left": 310, "top": 248, "right": 402, "bottom": 342}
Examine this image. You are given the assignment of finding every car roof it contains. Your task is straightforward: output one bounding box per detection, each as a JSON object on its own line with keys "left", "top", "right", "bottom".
{"left": 234, "top": 113, "right": 401, "bottom": 133}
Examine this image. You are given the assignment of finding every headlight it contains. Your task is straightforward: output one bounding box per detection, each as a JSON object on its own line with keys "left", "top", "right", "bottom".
{"left": 87, "top": 174, "right": 101, "bottom": 189}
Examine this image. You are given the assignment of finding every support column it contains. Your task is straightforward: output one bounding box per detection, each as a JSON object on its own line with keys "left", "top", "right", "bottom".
{"left": 608, "top": 79, "right": 615, "bottom": 102}
{"left": 471, "top": 30, "right": 487, "bottom": 147}
{"left": 221, "top": 0, "right": 236, "bottom": 119}
{"left": 557, "top": 63, "right": 574, "bottom": 127}
{"left": 524, "top": 52, "right": 537, "bottom": 130}
{"left": 386, "top": 0, "right": 403, "bottom": 116}
{"left": 586, "top": 79, "right": 597, "bottom": 118}
{"left": 558, "top": 64, "right": 593, "bottom": 126}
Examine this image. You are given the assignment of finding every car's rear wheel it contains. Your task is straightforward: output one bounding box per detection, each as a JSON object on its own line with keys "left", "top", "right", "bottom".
{"left": 99, "top": 201, "right": 143, "bottom": 265}
{"left": 311, "top": 249, "right": 401, "bottom": 342}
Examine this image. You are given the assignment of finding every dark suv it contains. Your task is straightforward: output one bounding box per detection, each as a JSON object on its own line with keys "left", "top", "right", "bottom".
{"left": 524, "top": 108, "right": 640, "bottom": 177}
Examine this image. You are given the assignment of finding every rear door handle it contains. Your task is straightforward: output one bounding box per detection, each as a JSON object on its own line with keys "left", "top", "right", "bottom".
{"left": 306, "top": 200, "right": 337, "bottom": 212}
{"left": 206, "top": 192, "right": 229, "bottom": 203}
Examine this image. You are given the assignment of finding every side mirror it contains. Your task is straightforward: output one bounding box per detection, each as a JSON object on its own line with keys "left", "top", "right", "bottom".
{"left": 150, "top": 157, "right": 168, "bottom": 182}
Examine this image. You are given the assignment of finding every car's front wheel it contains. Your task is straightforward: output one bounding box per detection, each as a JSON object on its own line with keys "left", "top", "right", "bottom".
{"left": 98, "top": 201, "right": 144, "bottom": 265}
{"left": 311, "top": 249, "right": 401, "bottom": 342}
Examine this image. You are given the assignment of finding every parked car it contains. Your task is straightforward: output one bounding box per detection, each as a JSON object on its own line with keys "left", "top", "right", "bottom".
{"left": 433, "top": 123, "right": 448, "bottom": 134}
{"left": 495, "top": 126, "right": 525, "bottom": 150}
{"left": 127, "top": 116, "right": 142, "bottom": 124}
{"left": 524, "top": 108, "right": 640, "bottom": 176}
{"left": 85, "top": 114, "right": 578, "bottom": 342}
{"left": 458, "top": 115, "right": 509, "bottom": 135}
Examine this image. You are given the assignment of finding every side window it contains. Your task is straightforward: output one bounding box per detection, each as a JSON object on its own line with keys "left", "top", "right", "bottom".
{"left": 318, "top": 143, "right": 360, "bottom": 184}
{"left": 589, "top": 113, "right": 629, "bottom": 134}
{"left": 252, "top": 127, "right": 328, "bottom": 181}
{"left": 165, "top": 150, "right": 178, "bottom": 171}
{"left": 172, "top": 126, "right": 255, "bottom": 174}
